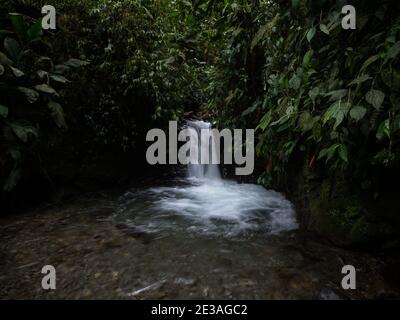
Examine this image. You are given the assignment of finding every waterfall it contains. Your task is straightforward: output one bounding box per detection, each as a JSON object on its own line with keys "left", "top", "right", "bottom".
{"left": 117, "top": 119, "right": 298, "bottom": 236}
{"left": 186, "top": 120, "right": 221, "bottom": 180}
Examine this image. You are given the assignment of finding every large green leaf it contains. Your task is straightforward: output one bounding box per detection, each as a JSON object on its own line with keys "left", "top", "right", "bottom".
{"left": 256, "top": 110, "right": 272, "bottom": 131}
{"left": 325, "top": 89, "right": 348, "bottom": 102}
{"left": 318, "top": 144, "right": 340, "bottom": 163}
{"left": 306, "top": 26, "right": 316, "bottom": 43}
{"left": 360, "top": 55, "right": 380, "bottom": 72}
{"left": 0, "top": 104, "right": 8, "bottom": 117}
{"left": 0, "top": 64, "right": 4, "bottom": 75}
{"left": 338, "top": 144, "right": 348, "bottom": 163}
{"left": 0, "top": 51, "right": 13, "bottom": 66}
{"left": 48, "top": 101, "right": 67, "bottom": 129}
{"left": 37, "top": 70, "right": 48, "bottom": 79}
{"left": 366, "top": 89, "right": 385, "bottom": 110}
{"left": 376, "top": 119, "right": 390, "bottom": 140}
{"left": 298, "top": 111, "right": 318, "bottom": 132}
{"left": 26, "top": 20, "right": 42, "bottom": 41}
{"left": 302, "top": 49, "right": 314, "bottom": 67}
{"left": 10, "top": 122, "right": 38, "bottom": 143}
{"left": 322, "top": 101, "right": 351, "bottom": 130}
{"left": 348, "top": 74, "right": 372, "bottom": 86}
{"left": 251, "top": 24, "right": 267, "bottom": 51}
{"left": 309, "top": 87, "right": 319, "bottom": 102}
{"left": 53, "top": 64, "right": 70, "bottom": 74}
{"left": 319, "top": 24, "right": 330, "bottom": 35}
{"left": 4, "top": 37, "right": 21, "bottom": 60}
{"left": 349, "top": 106, "right": 367, "bottom": 121}
{"left": 384, "top": 41, "right": 400, "bottom": 64}
{"left": 9, "top": 13, "right": 27, "bottom": 36}
{"left": 34, "top": 84, "right": 58, "bottom": 95}
{"left": 50, "top": 74, "right": 70, "bottom": 84}
{"left": 64, "top": 58, "right": 89, "bottom": 67}
{"left": 9, "top": 65, "right": 24, "bottom": 77}
{"left": 241, "top": 104, "right": 257, "bottom": 116}
{"left": 17, "top": 87, "right": 39, "bottom": 103}
{"left": 289, "top": 74, "right": 301, "bottom": 90}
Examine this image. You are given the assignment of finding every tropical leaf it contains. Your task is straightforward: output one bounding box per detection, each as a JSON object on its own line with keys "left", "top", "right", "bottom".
{"left": 289, "top": 74, "right": 301, "bottom": 90}
{"left": 309, "top": 87, "right": 319, "bottom": 102}
{"left": 0, "top": 104, "right": 8, "bottom": 118}
{"left": 348, "top": 74, "right": 372, "bottom": 86}
{"left": 251, "top": 24, "right": 268, "bottom": 51}
{"left": 366, "top": 90, "right": 385, "bottom": 110}
{"left": 360, "top": 55, "right": 380, "bottom": 72}
{"left": 50, "top": 74, "right": 70, "bottom": 83}
{"left": 306, "top": 26, "right": 316, "bottom": 43}
{"left": 256, "top": 110, "right": 272, "bottom": 131}
{"left": 338, "top": 144, "right": 348, "bottom": 163}
{"left": 376, "top": 119, "right": 390, "bottom": 140}
{"left": 37, "top": 70, "right": 48, "bottom": 79}
{"left": 48, "top": 101, "right": 67, "bottom": 129}
{"left": 298, "top": 111, "right": 318, "bottom": 132}
{"left": 9, "top": 13, "right": 27, "bottom": 36}
{"left": 384, "top": 41, "right": 400, "bottom": 64}
{"left": 26, "top": 20, "right": 42, "bottom": 41}
{"left": 318, "top": 144, "right": 340, "bottom": 163}
{"left": 10, "top": 122, "right": 38, "bottom": 143}
{"left": 64, "top": 58, "right": 89, "bottom": 67}
{"left": 325, "top": 89, "right": 348, "bottom": 102}
{"left": 4, "top": 37, "right": 21, "bottom": 59}
{"left": 17, "top": 87, "right": 39, "bottom": 103}
{"left": 53, "top": 64, "right": 70, "bottom": 74}
{"left": 302, "top": 49, "right": 314, "bottom": 67}
{"left": 322, "top": 101, "right": 351, "bottom": 130}
{"left": 0, "top": 51, "right": 13, "bottom": 65}
{"left": 319, "top": 24, "right": 330, "bottom": 35}
{"left": 9, "top": 65, "right": 24, "bottom": 77}
{"left": 349, "top": 106, "right": 367, "bottom": 121}
{"left": 34, "top": 84, "right": 58, "bottom": 95}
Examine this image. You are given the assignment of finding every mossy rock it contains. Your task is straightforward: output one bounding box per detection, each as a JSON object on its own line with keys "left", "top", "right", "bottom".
{"left": 296, "top": 164, "right": 377, "bottom": 246}
{"left": 308, "top": 201, "right": 373, "bottom": 246}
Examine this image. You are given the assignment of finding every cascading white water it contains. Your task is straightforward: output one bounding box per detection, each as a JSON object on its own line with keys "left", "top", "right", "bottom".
{"left": 116, "top": 119, "right": 298, "bottom": 236}
{"left": 186, "top": 120, "right": 221, "bottom": 180}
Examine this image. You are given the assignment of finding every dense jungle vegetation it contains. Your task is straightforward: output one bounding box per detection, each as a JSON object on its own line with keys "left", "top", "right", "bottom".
{"left": 1, "top": 0, "right": 400, "bottom": 247}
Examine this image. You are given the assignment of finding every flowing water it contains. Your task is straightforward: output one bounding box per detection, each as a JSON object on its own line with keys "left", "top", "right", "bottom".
{"left": 115, "top": 120, "right": 297, "bottom": 238}
{"left": 0, "top": 121, "right": 398, "bottom": 299}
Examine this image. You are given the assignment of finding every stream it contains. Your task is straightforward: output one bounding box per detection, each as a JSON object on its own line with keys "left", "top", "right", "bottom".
{"left": 0, "top": 121, "right": 398, "bottom": 299}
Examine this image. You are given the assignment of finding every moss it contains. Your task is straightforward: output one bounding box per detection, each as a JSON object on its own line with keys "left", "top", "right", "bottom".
{"left": 293, "top": 163, "right": 380, "bottom": 247}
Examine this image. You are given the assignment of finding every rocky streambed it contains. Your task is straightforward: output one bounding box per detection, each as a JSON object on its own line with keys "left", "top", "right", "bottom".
{"left": 0, "top": 184, "right": 399, "bottom": 300}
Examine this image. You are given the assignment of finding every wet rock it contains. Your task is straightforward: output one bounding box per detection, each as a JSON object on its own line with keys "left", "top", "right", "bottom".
{"left": 317, "top": 287, "right": 349, "bottom": 300}
{"left": 115, "top": 223, "right": 153, "bottom": 244}
{"left": 174, "top": 277, "right": 197, "bottom": 287}
{"left": 101, "top": 238, "right": 123, "bottom": 248}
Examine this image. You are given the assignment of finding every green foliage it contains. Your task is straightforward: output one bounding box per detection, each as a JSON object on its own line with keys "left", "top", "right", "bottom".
{"left": 201, "top": 0, "right": 400, "bottom": 191}
{"left": 0, "top": 8, "right": 87, "bottom": 192}
{"left": 1, "top": 0, "right": 205, "bottom": 196}
{"left": 2, "top": 0, "right": 400, "bottom": 216}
